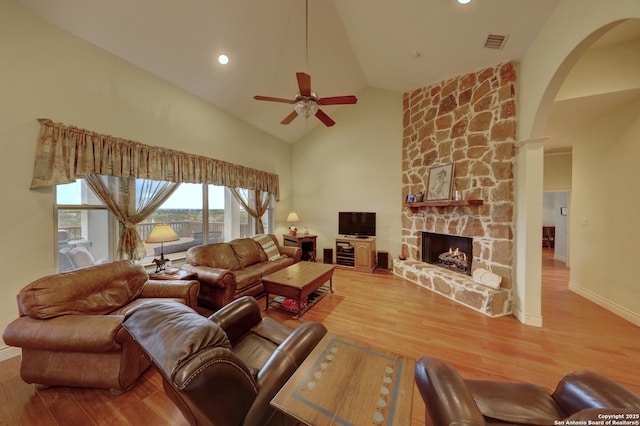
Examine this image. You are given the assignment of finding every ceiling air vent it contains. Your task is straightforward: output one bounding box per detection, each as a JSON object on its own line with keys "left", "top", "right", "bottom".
{"left": 484, "top": 33, "right": 508, "bottom": 50}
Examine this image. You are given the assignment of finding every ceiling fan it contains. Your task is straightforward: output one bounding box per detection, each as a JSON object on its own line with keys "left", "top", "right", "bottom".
{"left": 253, "top": 0, "right": 357, "bottom": 127}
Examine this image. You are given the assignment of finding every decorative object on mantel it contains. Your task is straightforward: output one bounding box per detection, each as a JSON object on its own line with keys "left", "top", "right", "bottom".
{"left": 286, "top": 212, "right": 300, "bottom": 236}
{"left": 415, "top": 191, "right": 424, "bottom": 202}
{"left": 426, "top": 162, "right": 455, "bottom": 201}
{"left": 146, "top": 224, "right": 179, "bottom": 273}
{"left": 405, "top": 194, "right": 416, "bottom": 203}
{"left": 472, "top": 267, "right": 503, "bottom": 290}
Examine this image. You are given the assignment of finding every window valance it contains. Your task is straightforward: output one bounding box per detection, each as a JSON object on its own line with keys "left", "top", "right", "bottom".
{"left": 31, "top": 119, "right": 280, "bottom": 200}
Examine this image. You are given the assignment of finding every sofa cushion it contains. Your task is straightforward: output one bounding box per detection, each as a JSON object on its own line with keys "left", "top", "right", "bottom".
{"left": 18, "top": 260, "right": 148, "bottom": 319}
{"left": 3, "top": 314, "right": 125, "bottom": 352}
{"left": 234, "top": 266, "right": 264, "bottom": 291}
{"left": 230, "top": 238, "right": 264, "bottom": 269}
{"left": 260, "top": 256, "right": 295, "bottom": 276}
{"left": 187, "top": 243, "right": 240, "bottom": 270}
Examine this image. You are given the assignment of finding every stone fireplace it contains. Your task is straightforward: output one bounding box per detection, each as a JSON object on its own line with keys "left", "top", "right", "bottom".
{"left": 422, "top": 232, "right": 473, "bottom": 275}
{"left": 393, "top": 62, "right": 516, "bottom": 317}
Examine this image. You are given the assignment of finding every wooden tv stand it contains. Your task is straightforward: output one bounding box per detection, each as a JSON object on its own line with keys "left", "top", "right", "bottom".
{"left": 335, "top": 236, "right": 376, "bottom": 273}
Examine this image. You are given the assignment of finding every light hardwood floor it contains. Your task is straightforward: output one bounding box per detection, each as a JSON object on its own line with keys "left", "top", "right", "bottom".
{"left": 1, "top": 249, "right": 638, "bottom": 425}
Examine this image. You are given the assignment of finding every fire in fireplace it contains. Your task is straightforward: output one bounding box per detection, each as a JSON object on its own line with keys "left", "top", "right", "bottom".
{"left": 422, "top": 232, "right": 473, "bottom": 275}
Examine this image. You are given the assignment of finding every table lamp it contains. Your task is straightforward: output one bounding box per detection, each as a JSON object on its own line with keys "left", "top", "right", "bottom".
{"left": 145, "top": 224, "right": 179, "bottom": 272}
{"left": 286, "top": 212, "right": 300, "bottom": 236}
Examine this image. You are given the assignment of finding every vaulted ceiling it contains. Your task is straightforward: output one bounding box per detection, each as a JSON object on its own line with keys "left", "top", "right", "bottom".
{"left": 10, "top": 0, "right": 640, "bottom": 150}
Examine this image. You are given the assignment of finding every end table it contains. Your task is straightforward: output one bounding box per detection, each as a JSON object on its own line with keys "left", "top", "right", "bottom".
{"left": 149, "top": 269, "right": 197, "bottom": 281}
{"left": 283, "top": 234, "right": 317, "bottom": 262}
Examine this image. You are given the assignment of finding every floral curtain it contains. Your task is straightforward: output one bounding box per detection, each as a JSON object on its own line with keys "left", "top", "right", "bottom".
{"left": 230, "top": 188, "right": 272, "bottom": 234}
{"left": 31, "top": 119, "right": 280, "bottom": 200}
{"left": 84, "top": 174, "right": 180, "bottom": 260}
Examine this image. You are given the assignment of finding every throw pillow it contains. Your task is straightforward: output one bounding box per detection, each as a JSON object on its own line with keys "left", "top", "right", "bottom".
{"left": 253, "top": 234, "right": 281, "bottom": 261}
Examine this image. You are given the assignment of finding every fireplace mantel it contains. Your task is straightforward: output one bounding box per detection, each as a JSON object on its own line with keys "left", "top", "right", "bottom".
{"left": 403, "top": 199, "right": 484, "bottom": 211}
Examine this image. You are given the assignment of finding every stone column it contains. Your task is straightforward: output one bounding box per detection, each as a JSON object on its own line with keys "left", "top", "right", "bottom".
{"left": 514, "top": 137, "right": 547, "bottom": 326}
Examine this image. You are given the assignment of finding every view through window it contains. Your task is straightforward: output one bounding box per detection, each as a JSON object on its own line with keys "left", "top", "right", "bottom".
{"left": 56, "top": 180, "right": 111, "bottom": 272}
{"left": 56, "top": 179, "right": 272, "bottom": 271}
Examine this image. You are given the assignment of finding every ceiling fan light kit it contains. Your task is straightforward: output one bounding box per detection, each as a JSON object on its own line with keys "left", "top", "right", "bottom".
{"left": 294, "top": 99, "right": 319, "bottom": 118}
{"left": 253, "top": 0, "right": 357, "bottom": 127}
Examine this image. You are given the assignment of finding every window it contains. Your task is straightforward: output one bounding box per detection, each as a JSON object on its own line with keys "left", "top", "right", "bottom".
{"left": 139, "top": 183, "right": 203, "bottom": 259}
{"left": 56, "top": 180, "right": 112, "bottom": 272}
{"left": 56, "top": 179, "right": 274, "bottom": 269}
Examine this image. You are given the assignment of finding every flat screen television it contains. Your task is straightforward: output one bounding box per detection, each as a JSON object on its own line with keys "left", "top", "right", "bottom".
{"left": 338, "top": 212, "right": 376, "bottom": 237}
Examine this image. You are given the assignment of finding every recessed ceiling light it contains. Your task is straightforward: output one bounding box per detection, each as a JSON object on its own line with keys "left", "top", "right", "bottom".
{"left": 218, "top": 54, "right": 229, "bottom": 65}
{"left": 410, "top": 51, "right": 422, "bottom": 59}
{"left": 458, "top": 0, "right": 471, "bottom": 4}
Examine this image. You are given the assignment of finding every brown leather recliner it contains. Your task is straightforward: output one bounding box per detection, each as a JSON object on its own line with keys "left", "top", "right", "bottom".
{"left": 415, "top": 356, "right": 640, "bottom": 425}
{"left": 2, "top": 260, "right": 200, "bottom": 392}
{"left": 122, "top": 296, "right": 327, "bottom": 426}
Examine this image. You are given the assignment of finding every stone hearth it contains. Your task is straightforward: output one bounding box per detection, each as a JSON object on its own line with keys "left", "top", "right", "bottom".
{"left": 393, "top": 259, "right": 511, "bottom": 317}
{"left": 396, "top": 62, "right": 516, "bottom": 317}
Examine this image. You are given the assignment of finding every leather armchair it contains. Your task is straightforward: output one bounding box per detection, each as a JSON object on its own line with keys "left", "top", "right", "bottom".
{"left": 2, "top": 260, "right": 200, "bottom": 392}
{"left": 415, "top": 356, "right": 640, "bottom": 425}
{"left": 123, "top": 296, "right": 327, "bottom": 426}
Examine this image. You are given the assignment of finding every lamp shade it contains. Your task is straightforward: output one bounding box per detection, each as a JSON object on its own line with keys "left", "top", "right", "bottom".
{"left": 286, "top": 212, "right": 300, "bottom": 222}
{"left": 145, "top": 224, "right": 179, "bottom": 244}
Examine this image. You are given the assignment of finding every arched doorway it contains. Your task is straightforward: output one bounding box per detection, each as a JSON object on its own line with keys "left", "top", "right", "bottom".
{"left": 514, "top": 3, "right": 640, "bottom": 326}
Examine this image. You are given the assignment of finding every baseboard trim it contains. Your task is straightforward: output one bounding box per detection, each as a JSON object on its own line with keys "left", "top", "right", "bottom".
{"left": 513, "top": 306, "right": 543, "bottom": 327}
{"left": 569, "top": 281, "right": 640, "bottom": 327}
{"left": 0, "top": 346, "right": 20, "bottom": 362}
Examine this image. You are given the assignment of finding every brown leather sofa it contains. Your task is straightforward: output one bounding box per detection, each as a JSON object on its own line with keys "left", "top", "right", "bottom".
{"left": 415, "top": 356, "right": 640, "bottom": 425}
{"left": 123, "top": 296, "right": 327, "bottom": 426}
{"left": 182, "top": 234, "right": 301, "bottom": 309}
{"left": 2, "top": 260, "right": 199, "bottom": 392}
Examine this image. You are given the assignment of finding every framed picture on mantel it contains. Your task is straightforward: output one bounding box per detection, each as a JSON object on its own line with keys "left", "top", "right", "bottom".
{"left": 426, "top": 162, "right": 454, "bottom": 201}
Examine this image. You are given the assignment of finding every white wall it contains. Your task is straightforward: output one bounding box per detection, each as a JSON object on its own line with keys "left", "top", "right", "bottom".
{"left": 570, "top": 96, "right": 640, "bottom": 324}
{"left": 290, "top": 88, "right": 403, "bottom": 263}
{"left": 519, "top": 0, "right": 640, "bottom": 140}
{"left": 544, "top": 153, "right": 572, "bottom": 191}
{"left": 0, "top": 2, "right": 293, "bottom": 360}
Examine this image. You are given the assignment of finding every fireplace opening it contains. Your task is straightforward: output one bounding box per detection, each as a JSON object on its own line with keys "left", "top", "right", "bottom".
{"left": 422, "top": 232, "right": 473, "bottom": 275}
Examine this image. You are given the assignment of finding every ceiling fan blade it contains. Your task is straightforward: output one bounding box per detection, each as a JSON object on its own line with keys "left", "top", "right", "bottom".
{"left": 296, "top": 72, "right": 312, "bottom": 97}
{"left": 254, "top": 95, "right": 295, "bottom": 104}
{"left": 280, "top": 110, "right": 299, "bottom": 125}
{"left": 315, "top": 109, "right": 335, "bottom": 127}
{"left": 318, "top": 95, "right": 358, "bottom": 105}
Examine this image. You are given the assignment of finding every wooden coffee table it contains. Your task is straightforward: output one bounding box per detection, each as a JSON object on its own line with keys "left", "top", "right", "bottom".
{"left": 271, "top": 332, "right": 415, "bottom": 425}
{"left": 263, "top": 261, "right": 336, "bottom": 320}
